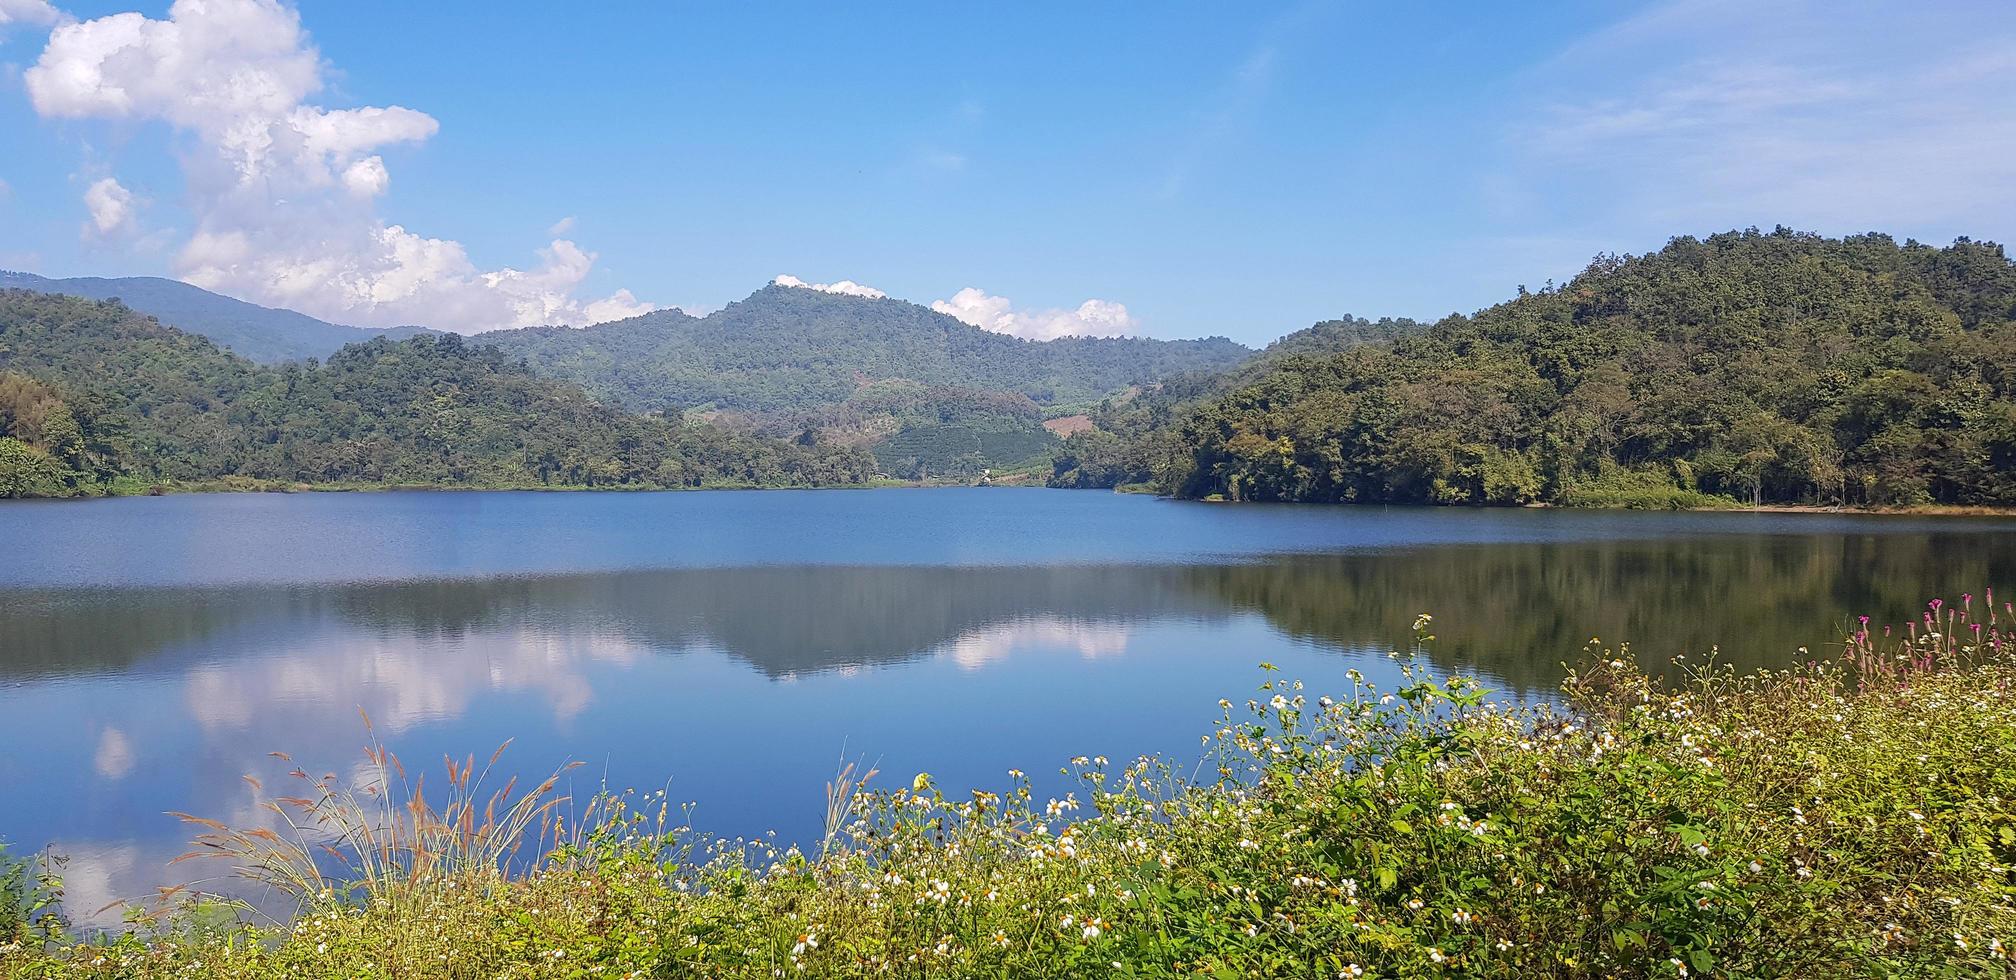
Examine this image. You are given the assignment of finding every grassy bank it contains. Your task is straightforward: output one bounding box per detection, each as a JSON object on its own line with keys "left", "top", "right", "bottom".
{"left": 4, "top": 605, "right": 2015, "bottom": 978}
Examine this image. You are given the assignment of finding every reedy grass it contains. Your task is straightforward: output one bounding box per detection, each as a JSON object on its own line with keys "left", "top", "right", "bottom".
{"left": 165, "top": 714, "right": 583, "bottom": 917}
{"left": 3, "top": 606, "right": 2014, "bottom": 978}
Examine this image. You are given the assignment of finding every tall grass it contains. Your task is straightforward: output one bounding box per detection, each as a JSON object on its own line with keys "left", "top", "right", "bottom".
{"left": 167, "top": 715, "right": 582, "bottom": 917}
{"left": 4, "top": 603, "right": 2014, "bottom": 978}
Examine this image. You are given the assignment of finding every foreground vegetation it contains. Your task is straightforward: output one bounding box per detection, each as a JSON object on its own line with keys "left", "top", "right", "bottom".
{"left": 5, "top": 599, "right": 2014, "bottom": 978}
{"left": 1054, "top": 230, "right": 2016, "bottom": 508}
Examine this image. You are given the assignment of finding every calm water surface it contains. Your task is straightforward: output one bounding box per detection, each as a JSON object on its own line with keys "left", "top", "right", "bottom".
{"left": 2, "top": 488, "right": 2013, "bottom": 922}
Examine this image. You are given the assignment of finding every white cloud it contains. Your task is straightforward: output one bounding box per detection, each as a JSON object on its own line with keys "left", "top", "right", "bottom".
{"left": 339, "top": 155, "right": 388, "bottom": 197}
{"left": 1513, "top": 0, "right": 2016, "bottom": 231}
{"left": 0, "top": 0, "right": 60, "bottom": 28}
{"left": 24, "top": 0, "right": 652, "bottom": 332}
{"left": 80, "top": 175, "right": 136, "bottom": 239}
{"left": 931, "top": 287, "right": 1140, "bottom": 341}
{"left": 774, "top": 273, "right": 886, "bottom": 299}
{"left": 546, "top": 215, "right": 575, "bottom": 236}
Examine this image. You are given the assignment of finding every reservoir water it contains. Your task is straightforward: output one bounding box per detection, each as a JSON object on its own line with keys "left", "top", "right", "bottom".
{"left": 3, "top": 488, "right": 2012, "bottom": 922}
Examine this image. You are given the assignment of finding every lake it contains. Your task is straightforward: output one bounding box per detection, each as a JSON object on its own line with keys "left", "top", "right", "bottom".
{"left": 2, "top": 487, "right": 2013, "bottom": 923}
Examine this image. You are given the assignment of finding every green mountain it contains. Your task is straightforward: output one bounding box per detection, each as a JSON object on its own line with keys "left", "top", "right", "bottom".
{"left": 476, "top": 283, "right": 1252, "bottom": 478}
{"left": 479, "top": 284, "right": 1251, "bottom": 414}
{"left": 1044, "top": 314, "right": 1420, "bottom": 490}
{"left": 1257, "top": 314, "right": 1424, "bottom": 362}
{"left": 0, "top": 270, "right": 436, "bottom": 364}
{"left": 1058, "top": 229, "right": 2016, "bottom": 508}
{"left": 0, "top": 290, "right": 875, "bottom": 497}
{"left": 0, "top": 274, "right": 1256, "bottom": 478}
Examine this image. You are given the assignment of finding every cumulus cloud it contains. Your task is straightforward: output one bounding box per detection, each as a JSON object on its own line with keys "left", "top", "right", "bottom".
{"left": 24, "top": 0, "right": 651, "bottom": 332}
{"left": 931, "top": 287, "right": 1140, "bottom": 341}
{"left": 774, "top": 273, "right": 886, "bottom": 299}
{"left": 80, "top": 175, "right": 136, "bottom": 239}
{"left": 0, "top": 0, "right": 61, "bottom": 28}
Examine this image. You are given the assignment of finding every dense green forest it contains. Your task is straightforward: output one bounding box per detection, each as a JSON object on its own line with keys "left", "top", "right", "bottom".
{"left": 479, "top": 284, "right": 1251, "bottom": 415}
{"left": 1046, "top": 313, "right": 1422, "bottom": 490}
{"left": 0, "top": 274, "right": 1250, "bottom": 478}
{"left": 474, "top": 284, "right": 1251, "bottom": 476}
{"left": 1054, "top": 229, "right": 2016, "bottom": 507}
{"left": 0, "top": 291, "right": 876, "bottom": 497}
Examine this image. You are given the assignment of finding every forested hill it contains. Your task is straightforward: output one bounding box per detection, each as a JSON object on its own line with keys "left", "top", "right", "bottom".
{"left": 1052, "top": 229, "right": 2016, "bottom": 508}
{"left": 0, "top": 291, "right": 875, "bottom": 497}
{"left": 1258, "top": 315, "right": 1424, "bottom": 361}
{"left": 0, "top": 270, "right": 436, "bottom": 364}
{"left": 1044, "top": 314, "right": 1423, "bottom": 491}
{"left": 477, "top": 283, "right": 1252, "bottom": 415}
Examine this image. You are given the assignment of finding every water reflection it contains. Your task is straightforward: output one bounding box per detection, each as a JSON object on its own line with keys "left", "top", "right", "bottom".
{"left": 7, "top": 532, "right": 2011, "bottom": 689}
{"left": 2, "top": 527, "right": 2013, "bottom": 925}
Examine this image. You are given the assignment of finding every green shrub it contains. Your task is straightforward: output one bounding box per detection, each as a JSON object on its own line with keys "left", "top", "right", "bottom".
{"left": 0, "top": 841, "right": 64, "bottom": 947}
{"left": 1557, "top": 465, "right": 1740, "bottom": 510}
{"left": 0, "top": 438, "right": 75, "bottom": 499}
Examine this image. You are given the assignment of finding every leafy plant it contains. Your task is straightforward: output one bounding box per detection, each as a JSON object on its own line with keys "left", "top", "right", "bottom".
{"left": 0, "top": 840, "right": 65, "bottom": 946}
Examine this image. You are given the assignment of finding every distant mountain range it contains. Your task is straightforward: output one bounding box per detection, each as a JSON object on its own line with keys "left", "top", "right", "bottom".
{"left": 0, "top": 272, "right": 1259, "bottom": 476}
{"left": 0, "top": 289, "right": 876, "bottom": 497}
{"left": 0, "top": 271, "right": 438, "bottom": 364}
{"left": 0, "top": 272, "right": 1254, "bottom": 412}
{"left": 478, "top": 284, "right": 1252, "bottom": 414}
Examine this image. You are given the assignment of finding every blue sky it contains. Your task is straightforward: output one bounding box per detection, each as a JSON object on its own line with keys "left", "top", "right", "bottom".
{"left": 2, "top": 0, "right": 2013, "bottom": 343}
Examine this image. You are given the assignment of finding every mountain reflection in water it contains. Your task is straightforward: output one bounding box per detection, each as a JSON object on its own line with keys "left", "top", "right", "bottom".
{"left": 3, "top": 525, "right": 2013, "bottom": 925}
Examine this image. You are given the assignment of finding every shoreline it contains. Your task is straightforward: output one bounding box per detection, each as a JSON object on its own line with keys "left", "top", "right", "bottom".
{"left": 9, "top": 479, "right": 2016, "bottom": 517}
